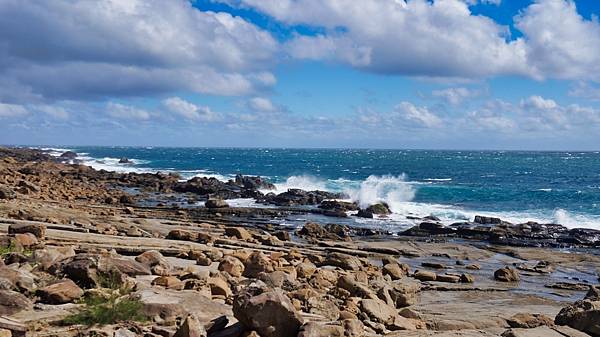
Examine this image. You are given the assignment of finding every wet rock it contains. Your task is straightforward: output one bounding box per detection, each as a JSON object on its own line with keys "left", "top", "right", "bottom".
{"left": 0, "top": 290, "right": 32, "bottom": 315}
{"left": 233, "top": 287, "right": 303, "bottom": 337}
{"left": 37, "top": 279, "right": 84, "bottom": 304}
{"left": 234, "top": 174, "right": 275, "bottom": 191}
{"left": 365, "top": 203, "right": 391, "bottom": 215}
{"left": 495, "top": 266, "right": 520, "bottom": 282}
{"left": 318, "top": 200, "right": 359, "bottom": 212}
{"left": 474, "top": 215, "right": 504, "bottom": 225}
{"left": 173, "top": 315, "right": 207, "bottom": 337}
{"left": 205, "top": 199, "right": 229, "bottom": 209}
{"left": 436, "top": 274, "right": 461, "bottom": 283}
{"left": 8, "top": 223, "right": 46, "bottom": 239}
{"left": 298, "top": 222, "right": 349, "bottom": 241}
{"left": 118, "top": 157, "right": 131, "bottom": 164}
{"left": 264, "top": 189, "right": 345, "bottom": 207}
{"left": 555, "top": 299, "right": 600, "bottom": 335}
{"left": 59, "top": 151, "right": 78, "bottom": 160}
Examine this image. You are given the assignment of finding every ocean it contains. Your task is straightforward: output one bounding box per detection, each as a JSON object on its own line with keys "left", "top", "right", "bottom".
{"left": 40, "top": 146, "right": 600, "bottom": 230}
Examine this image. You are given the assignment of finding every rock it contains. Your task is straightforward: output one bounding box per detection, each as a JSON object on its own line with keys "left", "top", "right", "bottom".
{"left": 474, "top": 215, "right": 503, "bottom": 225}
{"left": 298, "top": 222, "right": 349, "bottom": 241}
{"left": 436, "top": 274, "right": 461, "bottom": 283}
{"left": 243, "top": 252, "right": 274, "bottom": 278}
{"left": 61, "top": 255, "right": 101, "bottom": 288}
{"left": 307, "top": 297, "right": 340, "bottom": 321}
{"left": 0, "top": 267, "right": 35, "bottom": 293}
{"left": 37, "top": 279, "right": 84, "bottom": 304}
{"left": 135, "top": 250, "right": 171, "bottom": 270}
{"left": 225, "top": 227, "right": 252, "bottom": 241}
{"left": 205, "top": 199, "right": 229, "bottom": 209}
{"left": 342, "top": 319, "right": 365, "bottom": 337}
{"left": 555, "top": 299, "right": 600, "bottom": 336}
{"left": 495, "top": 266, "right": 520, "bottom": 282}
{"left": 167, "top": 229, "right": 197, "bottom": 241}
{"left": 118, "top": 157, "right": 131, "bottom": 164}
{"left": 337, "top": 275, "right": 375, "bottom": 299}
{"left": 383, "top": 263, "right": 408, "bottom": 280}
{"left": 152, "top": 276, "right": 184, "bottom": 290}
{"left": 103, "top": 257, "right": 151, "bottom": 276}
{"left": 233, "top": 287, "right": 303, "bottom": 337}
{"left": 297, "top": 322, "right": 344, "bottom": 337}
{"left": 460, "top": 273, "right": 475, "bottom": 283}
{"left": 120, "top": 194, "right": 135, "bottom": 204}
{"left": 296, "top": 261, "right": 317, "bottom": 279}
{"left": 173, "top": 315, "right": 207, "bottom": 337}
{"left": 8, "top": 223, "right": 46, "bottom": 239}
{"left": 13, "top": 233, "right": 38, "bottom": 247}
{"left": 360, "top": 298, "right": 398, "bottom": 325}
{"left": 136, "top": 288, "right": 230, "bottom": 322}
{"left": 208, "top": 277, "right": 231, "bottom": 298}
{"left": 0, "top": 290, "right": 32, "bottom": 315}
{"left": 421, "top": 262, "right": 446, "bottom": 269}
{"left": 114, "top": 328, "right": 137, "bottom": 337}
{"left": 508, "top": 313, "right": 554, "bottom": 328}
{"left": 413, "top": 270, "right": 436, "bottom": 282}
{"left": 60, "top": 151, "right": 78, "bottom": 159}
{"left": 365, "top": 203, "right": 391, "bottom": 215}
{"left": 0, "top": 185, "right": 16, "bottom": 200}
{"left": 324, "top": 252, "right": 361, "bottom": 271}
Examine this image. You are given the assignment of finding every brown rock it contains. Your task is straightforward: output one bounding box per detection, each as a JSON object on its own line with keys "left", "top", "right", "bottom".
{"left": 225, "top": 227, "right": 252, "bottom": 241}
{"left": 218, "top": 256, "right": 245, "bottom": 277}
{"left": 208, "top": 277, "right": 231, "bottom": 298}
{"left": 383, "top": 263, "right": 409, "bottom": 280}
{"left": 0, "top": 290, "right": 32, "bottom": 315}
{"left": 324, "top": 253, "right": 361, "bottom": 271}
{"left": 167, "top": 229, "right": 197, "bottom": 241}
{"left": 152, "top": 276, "right": 184, "bottom": 290}
{"left": 233, "top": 287, "right": 303, "bottom": 337}
{"left": 555, "top": 299, "right": 600, "bottom": 336}
{"left": 360, "top": 298, "right": 398, "bottom": 326}
{"left": 173, "top": 315, "right": 207, "bottom": 337}
{"left": 37, "top": 279, "right": 83, "bottom": 304}
{"left": 8, "top": 223, "right": 46, "bottom": 239}
{"left": 413, "top": 270, "right": 436, "bottom": 282}
{"left": 13, "top": 233, "right": 38, "bottom": 248}
{"left": 243, "top": 252, "right": 274, "bottom": 278}
{"left": 298, "top": 322, "right": 344, "bottom": 337}
{"left": 436, "top": 274, "right": 461, "bottom": 283}
{"left": 508, "top": 313, "right": 554, "bottom": 328}
{"left": 495, "top": 266, "right": 520, "bottom": 282}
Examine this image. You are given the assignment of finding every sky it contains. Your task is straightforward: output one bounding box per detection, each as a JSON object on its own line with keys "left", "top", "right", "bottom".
{"left": 1, "top": 0, "right": 600, "bottom": 150}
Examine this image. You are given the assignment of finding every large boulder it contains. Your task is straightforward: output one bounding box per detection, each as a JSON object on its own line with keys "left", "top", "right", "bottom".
{"left": 494, "top": 266, "right": 520, "bottom": 282}
{"left": 233, "top": 286, "right": 303, "bottom": 337}
{"left": 323, "top": 252, "right": 362, "bottom": 271}
{"left": 243, "top": 252, "right": 274, "bottom": 278}
{"left": 555, "top": 299, "right": 600, "bottom": 335}
{"left": 36, "top": 279, "right": 84, "bottom": 304}
{"left": 218, "top": 256, "right": 245, "bottom": 278}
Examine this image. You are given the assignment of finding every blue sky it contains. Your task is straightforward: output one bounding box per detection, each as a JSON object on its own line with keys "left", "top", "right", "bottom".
{"left": 1, "top": 0, "right": 600, "bottom": 149}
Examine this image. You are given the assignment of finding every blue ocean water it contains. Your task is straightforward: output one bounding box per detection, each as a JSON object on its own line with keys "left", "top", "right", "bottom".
{"left": 43, "top": 146, "right": 600, "bottom": 229}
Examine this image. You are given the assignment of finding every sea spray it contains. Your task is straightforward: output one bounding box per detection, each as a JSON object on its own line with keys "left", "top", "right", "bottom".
{"left": 347, "top": 174, "right": 416, "bottom": 212}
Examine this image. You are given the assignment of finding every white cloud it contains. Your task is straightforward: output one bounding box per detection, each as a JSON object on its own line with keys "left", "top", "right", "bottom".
{"left": 569, "top": 82, "right": 600, "bottom": 101}
{"left": 394, "top": 102, "right": 443, "bottom": 128}
{"left": 106, "top": 102, "right": 151, "bottom": 120}
{"left": 515, "top": 0, "right": 600, "bottom": 81}
{"left": 520, "top": 95, "right": 558, "bottom": 110}
{"left": 0, "top": 0, "right": 278, "bottom": 102}
{"left": 34, "top": 105, "right": 69, "bottom": 120}
{"left": 432, "top": 87, "right": 481, "bottom": 105}
{"left": 0, "top": 103, "right": 28, "bottom": 118}
{"left": 247, "top": 97, "right": 278, "bottom": 112}
{"left": 229, "top": 0, "right": 528, "bottom": 79}
{"left": 162, "top": 97, "right": 221, "bottom": 122}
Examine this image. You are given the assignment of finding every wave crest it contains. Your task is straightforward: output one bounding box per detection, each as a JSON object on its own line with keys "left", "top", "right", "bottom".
{"left": 347, "top": 174, "right": 415, "bottom": 212}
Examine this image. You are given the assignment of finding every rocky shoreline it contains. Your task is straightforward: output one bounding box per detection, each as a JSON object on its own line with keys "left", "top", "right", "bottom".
{"left": 0, "top": 146, "right": 599, "bottom": 337}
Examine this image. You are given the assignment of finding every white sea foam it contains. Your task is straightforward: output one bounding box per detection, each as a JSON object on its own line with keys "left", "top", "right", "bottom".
{"left": 346, "top": 174, "right": 416, "bottom": 212}
{"left": 272, "top": 175, "right": 328, "bottom": 193}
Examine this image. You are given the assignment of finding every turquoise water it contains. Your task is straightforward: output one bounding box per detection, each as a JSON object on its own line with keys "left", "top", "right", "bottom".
{"left": 44, "top": 146, "right": 600, "bottom": 229}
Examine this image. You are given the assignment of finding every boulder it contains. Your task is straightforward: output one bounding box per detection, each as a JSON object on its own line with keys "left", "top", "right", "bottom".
{"left": 243, "top": 252, "right": 274, "bottom": 278}
{"left": 205, "top": 199, "right": 229, "bottom": 209}
{"left": 555, "top": 299, "right": 600, "bottom": 336}
{"left": 413, "top": 270, "right": 436, "bottom": 282}
{"left": 0, "top": 186, "right": 16, "bottom": 200}
{"left": 173, "top": 315, "right": 207, "bottom": 337}
{"left": 0, "top": 290, "right": 32, "bottom": 315}
{"left": 36, "top": 279, "right": 84, "bottom": 304}
{"left": 219, "top": 256, "right": 245, "bottom": 277}
{"left": 495, "top": 266, "right": 520, "bottom": 282}
{"left": 8, "top": 223, "right": 46, "bottom": 240}
{"left": 383, "top": 263, "right": 409, "bottom": 280}
{"left": 360, "top": 298, "right": 397, "bottom": 325}
{"left": 225, "top": 227, "right": 253, "bottom": 241}
{"left": 233, "top": 287, "right": 303, "bottom": 337}
{"left": 324, "top": 252, "right": 361, "bottom": 271}
{"left": 167, "top": 229, "right": 197, "bottom": 241}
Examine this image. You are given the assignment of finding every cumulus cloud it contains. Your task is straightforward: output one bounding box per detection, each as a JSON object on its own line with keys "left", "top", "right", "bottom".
{"left": 162, "top": 97, "right": 221, "bottom": 122}
{"left": 0, "top": 0, "right": 278, "bottom": 102}
{"left": 106, "top": 102, "right": 151, "bottom": 121}
{"left": 394, "top": 102, "right": 443, "bottom": 128}
{"left": 515, "top": 0, "right": 600, "bottom": 81}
